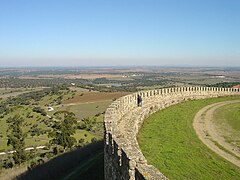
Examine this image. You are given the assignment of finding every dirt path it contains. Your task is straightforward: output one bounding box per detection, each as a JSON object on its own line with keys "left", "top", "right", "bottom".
{"left": 193, "top": 100, "right": 240, "bottom": 168}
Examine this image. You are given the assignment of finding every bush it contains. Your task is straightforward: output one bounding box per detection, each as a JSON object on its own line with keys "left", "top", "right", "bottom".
{"left": 28, "top": 158, "right": 45, "bottom": 170}
{"left": 91, "top": 137, "right": 98, "bottom": 143}
{"left": 2, "top": 157, "right": 14, "bottom": 169}
{"left": 32, "top": 106, "right": 47, "bottom": 116}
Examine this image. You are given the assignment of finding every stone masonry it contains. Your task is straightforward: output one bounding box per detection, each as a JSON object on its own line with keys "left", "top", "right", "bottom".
{"left": 104, "top": 87, "right": 240, "bottom": 180}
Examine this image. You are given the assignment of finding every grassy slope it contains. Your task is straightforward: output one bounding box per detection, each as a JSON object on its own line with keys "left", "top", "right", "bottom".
{"left": 213, "top": 103, "right": 240, "bottom": 147}
{"left": 214, "top": 103, "right": 240, "bottom": 131}
{"left": 138, "top": 96, "right": 240, "bottom": 180}
{"left": 0, "top": 90, "right": 110, "bottom": 151}
{"left": 0, "top": 106, "right": 50, "bottom": 151}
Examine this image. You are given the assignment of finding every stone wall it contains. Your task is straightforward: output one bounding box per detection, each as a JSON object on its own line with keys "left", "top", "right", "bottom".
{"left": 104, "top": 87, "right": 240, "bottom": 180}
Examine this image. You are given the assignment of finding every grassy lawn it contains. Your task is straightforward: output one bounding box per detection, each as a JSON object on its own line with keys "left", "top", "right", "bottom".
{"left": 138, "top": 96, "right": 240, "bottom": 180}
{"left": 213, "top": 103, "right": 240, "bottom": 147}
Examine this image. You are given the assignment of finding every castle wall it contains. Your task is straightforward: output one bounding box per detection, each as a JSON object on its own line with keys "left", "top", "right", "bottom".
{"left": 104, "top": 87, "right": 240, "bottom": 180}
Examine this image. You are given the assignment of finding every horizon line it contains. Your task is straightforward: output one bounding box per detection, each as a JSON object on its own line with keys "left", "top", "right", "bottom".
{"left": 0, "top": 65, "right": 240, "bottom": 69}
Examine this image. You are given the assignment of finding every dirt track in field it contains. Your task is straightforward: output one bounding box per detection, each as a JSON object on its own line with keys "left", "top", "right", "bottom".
{"left": 193, "top": 100, "right": 240, "bottom": 168}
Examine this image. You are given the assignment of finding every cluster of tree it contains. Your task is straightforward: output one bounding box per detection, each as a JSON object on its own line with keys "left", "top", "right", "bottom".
{"left": 89, "top": 75, "right": 173, "bottom": 92}
{"left": 0, "top": 68, "right": 87, "bottom": 77}
{"left": 4, "top": 85, "right": 69, "bottom": 106}
{"left": 32, "top": 106, "right": 47, "bottom": 116}
{"left": 49, "top": 111, "right": 77, "bottom": 150}
{"left": 29, "top": 124, "right": 46, "bottom": 137}
{"left": 88, "top": 84, "right": 137, "bottom": 92}
{"left": 1, "top": 111, "right": 80, "bottom": 170}
{"left": 78, "top": 117, "right": 97, "bottom": 131}
{"left": 0, "top": 102, "right": 9, "bottom": 117}
{"left": 77, "top": 116, "right": 103, "bottom": 134}
{"left": 6, "top": 115, "right": 27, "bottom": 165}
{"left": 0, "top": 87, "right": 104, "bottom": 171}
{"left": 208, "top": 82, "right": 240, "bottom": 88}
{"left": 0, "top": 78, "right": 89, "bottom": 88}
{"left": 0, "top": 73, "right": 174, "bottom": 92}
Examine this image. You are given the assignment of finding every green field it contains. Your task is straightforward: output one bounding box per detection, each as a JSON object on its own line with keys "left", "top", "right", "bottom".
{"left": 138, "top": 96, "right": 240, "bottom": 180}
{"left": 213, "top": 103, "right": 240, "bottom": 147}
{"left": 57, "top": 101, "right": 111, "bottom": 121}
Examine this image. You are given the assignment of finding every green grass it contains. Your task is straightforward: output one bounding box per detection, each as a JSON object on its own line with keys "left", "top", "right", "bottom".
{"left": 73, "top": 130, "right": 101, "bottom": 143}
{"left": 38, "top": 94, "right": 59, "bottom": 106}
{"left": 214, "top": 103, "right": 240, "bottom": 131}
{"left": 210, "top": 139, "right": 240, "bottom": 161}
{"left": 138, "top": 96, "right": 240, "bottom": 180}
{"left": 57, "top": 101, "right": 111, "bottom": 119}
{"left": 213, "top": 102, "right": 240, "bottom": 148}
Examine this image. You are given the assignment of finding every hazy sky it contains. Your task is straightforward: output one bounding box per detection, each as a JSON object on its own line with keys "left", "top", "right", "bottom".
{"left": 0, "top": 0, "right": 240, "bottom": 67}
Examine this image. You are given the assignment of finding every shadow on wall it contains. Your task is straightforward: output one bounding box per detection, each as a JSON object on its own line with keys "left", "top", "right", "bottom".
{"left": 17, "top": 141, "right": 104, "bottom": 180}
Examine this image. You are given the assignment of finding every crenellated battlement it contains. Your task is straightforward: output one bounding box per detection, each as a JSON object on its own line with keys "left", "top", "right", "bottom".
{"left": 104, "top": 87, "right": 240, "bottom": 180}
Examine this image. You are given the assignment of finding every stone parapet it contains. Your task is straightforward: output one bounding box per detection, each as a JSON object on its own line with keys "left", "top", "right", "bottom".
{"left": 104, "top": 87, "right": 240, "bottom": 179}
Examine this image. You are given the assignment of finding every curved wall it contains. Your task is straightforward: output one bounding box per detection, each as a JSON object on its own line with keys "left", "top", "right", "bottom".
{"left": 104, "top": 87, "right": 240, "bottom": 180}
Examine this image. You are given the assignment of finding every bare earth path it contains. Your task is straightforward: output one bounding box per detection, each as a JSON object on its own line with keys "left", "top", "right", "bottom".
{"left": 193, "top": 100, "right": 240, "bottom": 168}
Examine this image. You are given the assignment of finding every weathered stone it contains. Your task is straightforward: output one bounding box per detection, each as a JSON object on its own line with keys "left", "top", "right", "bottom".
{"left": 104, "top": 87, "right": 240, "bottom": 180}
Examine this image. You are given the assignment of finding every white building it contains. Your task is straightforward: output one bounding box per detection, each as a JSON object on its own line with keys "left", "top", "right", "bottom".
{"left": 48, "top": 107, "right": 54, "bottom": 112}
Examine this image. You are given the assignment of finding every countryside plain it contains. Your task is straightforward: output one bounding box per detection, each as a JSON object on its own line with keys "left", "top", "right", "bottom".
{"left": 0, "top": 67, "right": 239, "bottom": 179}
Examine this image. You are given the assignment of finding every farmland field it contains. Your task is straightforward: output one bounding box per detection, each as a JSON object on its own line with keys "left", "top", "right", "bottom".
{"left": 63, "top": 91, "right": 129, "bottom": 104}
{"left": 60, "top": 101, "right": 111, "bottom": 121}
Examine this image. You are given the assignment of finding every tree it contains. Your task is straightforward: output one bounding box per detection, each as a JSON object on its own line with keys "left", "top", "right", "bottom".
{"left": 32, "top": 106, "right": 47, "bottom": 116}
{"left": 78, "top": 117, "right": 97, "bottom": 131}
{"left": 7, "top": 115, "right": 27, "bottom": 165}
{"left": 49, "top": 111, "right": 77, "bottom": 150}
{"left": 29, "top": 124, "right": 42, "bottom": 138}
